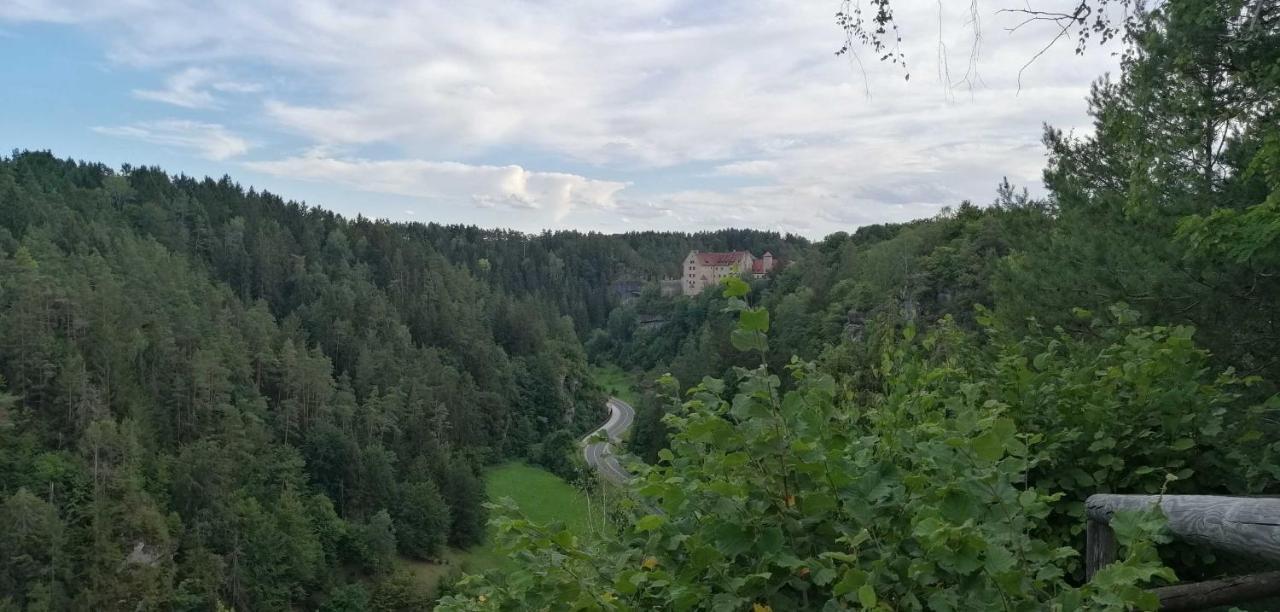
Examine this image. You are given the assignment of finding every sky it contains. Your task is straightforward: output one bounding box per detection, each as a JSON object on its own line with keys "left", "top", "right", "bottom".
{"left": 0, "top": 1, "right": 1122, "bottom": 238}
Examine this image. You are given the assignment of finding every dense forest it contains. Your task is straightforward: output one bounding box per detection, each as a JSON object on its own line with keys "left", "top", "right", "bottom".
{"left": 2, "top": 0, "right": 1278, "bottom": 610}
{"left": 409, "top": 225, "right": 806, "bottom": 333}
{"left": 0, "top": 149, "right": 804, "bottom": 610}
{"left": 437, "top": 0, "right": 1280, "bottom": 610}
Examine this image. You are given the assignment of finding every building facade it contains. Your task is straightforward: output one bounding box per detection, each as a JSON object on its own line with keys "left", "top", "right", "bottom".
{"left": 680, "top": 250, "right": 776, "bottom": 296}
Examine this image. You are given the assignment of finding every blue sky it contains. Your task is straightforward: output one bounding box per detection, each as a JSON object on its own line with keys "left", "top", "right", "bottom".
{"left": 1, "top": 1, "right": 1120, "bottom": 237}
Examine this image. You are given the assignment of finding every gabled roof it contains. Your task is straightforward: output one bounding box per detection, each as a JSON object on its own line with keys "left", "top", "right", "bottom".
{"left": 694, "top": 251, "right": 750, "bottom": 266}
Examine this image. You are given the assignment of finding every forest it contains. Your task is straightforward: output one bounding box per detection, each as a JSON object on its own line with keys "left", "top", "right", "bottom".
{"left": 437, "top": 0, "right": 1280, "bottom": 610}
{"left": 0, "top": 0, "right": 1277, "bottom": 610}
{"left": 0, "top": 150, "right": 802, "bottom": 610}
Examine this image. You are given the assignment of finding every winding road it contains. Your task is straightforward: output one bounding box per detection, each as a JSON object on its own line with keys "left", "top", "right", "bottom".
{"left": 582, "top": 397, "right": 635, "bottom": 484}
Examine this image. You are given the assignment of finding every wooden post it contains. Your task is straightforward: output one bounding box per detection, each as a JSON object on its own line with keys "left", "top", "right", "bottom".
{"left": 1086, "top": 517, "right": 1117, "bottom": 580}
{"left": 1153, "top": 571, "right": 1280, "bottom": 611}
{"left": 1085, "top": 495, "right": 1280, "bottom": 562}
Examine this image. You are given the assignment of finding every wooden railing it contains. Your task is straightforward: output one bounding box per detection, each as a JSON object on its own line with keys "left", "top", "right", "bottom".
{"left": 1086, "top": 494, "right": 1280, "bottom": 611}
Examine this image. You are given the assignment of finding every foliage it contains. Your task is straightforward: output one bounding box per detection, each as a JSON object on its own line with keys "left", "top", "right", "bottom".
{"left": 626, "top": 389, "right": 673, "bottom": 465}
{"left": 438, "top": 285, "right": 1201, "bottom": 610}
{"left": 443, "top": 459, "right": 490, "bottom": 549}
{"left": 394, "top": 480, "right": 451, "bottom": 560}
{"left": 368, "top": 571, "right": 435, "bottom": 611}
{"left": 348, "top": 510, "right": 398, "bottom": 575}
{"left": 1, "top": 2, "right": 1277, "bottom": 609}
{"left": 0, "top": 151, "right": 605, "bottom": 609}
{"left": 883, "top": 307, "right": 1275, "bottom": 572}
{"left": 995, "top": 0, "right": 1280, "bottom": 380}
{"left": 412, "top": 224, "right": 805, "bottom": 333}
{"left": 320, "top": 583, "right": 371, "bottom": 612}
{"left": 482, "top": 463, "right": 593, "bottom": 539}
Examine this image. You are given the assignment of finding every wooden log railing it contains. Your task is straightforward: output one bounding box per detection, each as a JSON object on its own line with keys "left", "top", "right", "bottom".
{"left": 1086, "top": 494, "right": 1280, "bottom": 611}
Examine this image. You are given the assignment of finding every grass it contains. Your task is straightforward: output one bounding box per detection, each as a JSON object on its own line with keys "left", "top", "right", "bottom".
{"left": 591, "top": 363, "right": 640, "bottom": 405}
{"left": 397, "top": 548, "right": 483, "bottom": 595}
{"left": 485, "top": 462, "right": 592, "bottom": 533}
{"left": 400, "top": 461, "right": 594, "bottom": 595}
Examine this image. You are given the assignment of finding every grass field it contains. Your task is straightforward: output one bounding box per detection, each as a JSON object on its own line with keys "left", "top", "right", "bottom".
{"left": 400, "top": 461, "right": 594, "bottom": 595}
{"left": 591, "top": 363, "right": 640, "bottom": 405}
{"left": 485, "top": 462, "right": 592, "bottom": 533}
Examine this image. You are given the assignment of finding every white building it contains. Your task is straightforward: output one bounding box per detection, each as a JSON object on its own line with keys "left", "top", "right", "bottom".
{"left": 680, "top": 250, "right": 777, "bottom": 296}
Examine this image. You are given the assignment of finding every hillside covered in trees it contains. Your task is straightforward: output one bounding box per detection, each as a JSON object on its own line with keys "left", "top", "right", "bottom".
{"left": 1, "top": 0, "right": 1278, "bottom": 610}
{"left": 0, "top": 152, "right": 628, "bottom": 609}
{"left": 437, "top": 0, "right": 1280, "bottom": 610}
{"left": 0, "top": 150, "right": 811, "bottom": 610}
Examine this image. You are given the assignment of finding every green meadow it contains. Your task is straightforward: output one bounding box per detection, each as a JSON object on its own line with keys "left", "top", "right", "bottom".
{"left": 401, "top": 462, "right": 596, "bottom": 594}
{"left": 591, "top": 364, "right": 640, "bottom": 405}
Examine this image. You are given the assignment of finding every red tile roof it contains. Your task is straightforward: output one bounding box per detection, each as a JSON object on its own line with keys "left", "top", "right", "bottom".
{"left": 695, "top": 251, "right": 749, "bottom": 266}
{"left": 688, "top": 250, "right": 780, "bottom": 277}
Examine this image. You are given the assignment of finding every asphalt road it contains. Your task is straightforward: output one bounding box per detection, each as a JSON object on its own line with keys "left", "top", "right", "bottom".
{"left": 582, "top": 397, "right": 635, "bottom": 484}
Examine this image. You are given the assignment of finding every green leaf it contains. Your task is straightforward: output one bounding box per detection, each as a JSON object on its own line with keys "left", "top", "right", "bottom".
{"left": 722, "top": 276, "right": 750, "bottom": 298}
{"left": 991, "top": 417, "right": 1017, "bottom": 442}
{"left": 1033, "top": 351, "right": 1051, "bottom": 370}
{"left": 739, "top": 307, "right": 770, "bottom": 333}
{"left": 833, "top": 569, "right": 867, "bottom": 596}
{"left": 723, "top": 297, "right": 749, "bottom": 312}
{"left": 730, "top": 329, "right": 768, "bottom": 353}
{"left": 1170, "top": 438, "right": 1195, "bottom": 451}
{"left": 972, "top": 417, "right": 1016, "bottom": 462}
{"left": 756, "top": 526, "right": 784, "bottom": 554}
{"left": 857, "top": 584, "right": 878, "bottom": 608}
{"left": 722, "top": 451, "right": 750, "bottom": 468}
{"left": 615, "top": 571, "right": 642, "bottom": 595}
{"left": 813, "top": 567, "right": 837, "bottom": 586}
{"left": 709, "top": 522, "right": 753, "bottom": 556}
{"left": 635, "top": 514, "right": 667, "bottom": 532}
{"left": 971, "top": 430, "right": 1004, "bottom": 462}
{"left": 552, "top": 529, "right": 575, "bottom": 548}
{"left": 1018, "top": 489, "right": 1039, "bottom": 509}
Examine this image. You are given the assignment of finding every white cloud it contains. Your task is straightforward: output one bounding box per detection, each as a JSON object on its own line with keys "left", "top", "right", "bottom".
{"left": 713, "top": 160, "right": 780, "bottom": 177}
{"left": 264, "top": 101, "right": 402, "bottom": 144}
{"left": 133, "top": 67, "right": 259, "bottom": 109}
{"left": 7, "top": 0, "right": 1125, "bottom": 235}
{"left": 244, "top": 155, "right": 629, "bottom": 222}
{"left": 93, "top": 120, "right": 251, "bottom": 160}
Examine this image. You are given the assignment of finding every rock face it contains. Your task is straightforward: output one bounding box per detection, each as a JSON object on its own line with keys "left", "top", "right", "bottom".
{"left": 844, "top": 309, "right": 866, "bottom": 342}
{"left": 126, "top": 541, "right": 164, "bottom": 567}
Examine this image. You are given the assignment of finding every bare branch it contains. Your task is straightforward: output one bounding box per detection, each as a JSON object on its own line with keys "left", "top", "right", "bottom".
{"left": 837, "top": 0, "right": 1160, "bottom": 90}
{"left": 1012, "top": 4, "right": 1090, "bottom": 93}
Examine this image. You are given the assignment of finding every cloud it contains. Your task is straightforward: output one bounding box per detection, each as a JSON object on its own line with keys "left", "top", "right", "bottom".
{"left": 133, "top": 67, "right": 260, "bottom": 109}
{"left": 264, "top": 101, "right": 402, "bottom": 144}
{"left": 713, "top": 160, "right": 780, "bottom": 177}
{"left": 0, "top": 0, "right": 109, "bottom": 23}
{"left": 93, "top": 120, "right": 251, "bottom": 160}
{"left": 6, "top": 0, "right": 1126, "bottom": 235}
{"left": 244, "top": 155, "right": 629, "bottom": 222}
